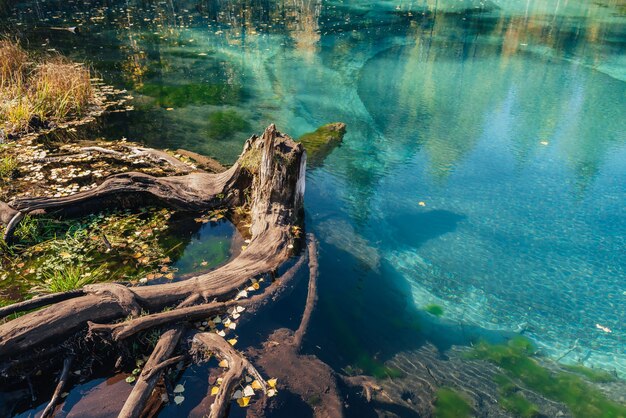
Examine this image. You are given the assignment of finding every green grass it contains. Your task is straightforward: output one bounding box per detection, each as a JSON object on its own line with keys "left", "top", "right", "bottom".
{"left": 424, "top": 303, "right": 444, "bottom": 317}
{"left": 0, "top": 155, "right": 17, "bottom": 180}
{"left": 468, "top": 336, "right": 626, "bottom": 418}
{"left": 41, "top": 264, "right": 106, "bottom": 292}
{"left": 434, "top": 388, "right": 472, "bottom": 418}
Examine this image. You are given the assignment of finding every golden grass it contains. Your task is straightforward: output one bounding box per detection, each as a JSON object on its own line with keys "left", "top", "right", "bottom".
{"left": 0, "top": 40, "right": 94, "bottom": 135}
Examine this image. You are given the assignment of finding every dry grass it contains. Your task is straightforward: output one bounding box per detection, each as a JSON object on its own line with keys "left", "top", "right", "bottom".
{"left": 0, "top": 40, "right": 94, "bottom": 135}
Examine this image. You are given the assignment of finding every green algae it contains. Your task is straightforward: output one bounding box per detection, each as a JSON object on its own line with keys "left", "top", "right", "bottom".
{"left": 139, "top": 82, "right": 243, "bottom": 108}
{"left": 297, "top": 122, "right": 346, "bottom": 167}
{"left": 424, "top": 303, "right": 444, "bottom": 317}
{"left": 206, "top": 109, "right": 251, "bottom": 139}
{"left": 563, "top": 364, "right": 617, "bottom": 383}
{"left": 433, "top": 387, "right": 472, "bottom": 418}
{"left": 468, "top": 337, "right": 626, "bottom": 418}
{"left": 494, "top": 374, "right": 540, "bottom": 418}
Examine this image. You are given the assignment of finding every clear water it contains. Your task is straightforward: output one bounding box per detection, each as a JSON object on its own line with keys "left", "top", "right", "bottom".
{"left": 2, "top": 0, "right": 625, "bottom": 396}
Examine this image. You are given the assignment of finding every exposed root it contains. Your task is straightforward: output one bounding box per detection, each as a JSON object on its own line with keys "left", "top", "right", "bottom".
{"left": 0, "top": 290, "right": 85, "bottom": 320}
{"left": 119, "top": 326, "right": 185, "bottom": 418}
{"left": 193, "top": 332, "right": 268, "bottom": 418}
{"left": 40, "top": 355, "right": 74, "bottom": 418}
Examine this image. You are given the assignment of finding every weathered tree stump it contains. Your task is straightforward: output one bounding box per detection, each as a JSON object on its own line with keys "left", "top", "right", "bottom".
{"left": 0, "top": 125, "right": 340, "bottom": 417}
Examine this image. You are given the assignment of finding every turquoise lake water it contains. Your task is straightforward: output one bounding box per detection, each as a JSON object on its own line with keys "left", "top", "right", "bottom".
{"left": 2, "top": 0, "right": 625, "bottom": 413}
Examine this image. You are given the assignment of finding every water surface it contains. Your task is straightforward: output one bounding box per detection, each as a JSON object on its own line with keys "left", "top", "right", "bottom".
{"left": 2, "top": 0, "right": 625, "bottom": 412}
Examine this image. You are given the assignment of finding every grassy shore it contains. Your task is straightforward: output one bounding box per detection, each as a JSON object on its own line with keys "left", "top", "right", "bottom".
{"left": 0, "top": 39, "right": 93, "bottom": 137}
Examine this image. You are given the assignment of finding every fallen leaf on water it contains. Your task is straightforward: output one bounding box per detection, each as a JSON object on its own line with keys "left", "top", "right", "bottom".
{"left": 218, "top": 359, "right": 229, "bottom": 368}
{"left": 232, "top": 389, "right": 243, "bottom": 400}
{"left": 227, "top": 338, "right": 238, "bottom": 346}
{"left": 237, "top": 396, "right": 251, "bottom": 407}
{"left": 174, "top": 395, "right": 184, "bottom": 405}
{"left": 125, "top": 376, "right": 136, "bottom": 383}
{"left": 174, "top": 384, "right": 185, "bottom": 393}
{"left": 251, "top": 380, "right": 263, "bottom": 390}
{"left": 418, "top": 201, "right": 426, "bottom": 207}
{"left": 267, "top": 378, "right": 277, "bottom": 388}
{"left": 243, "top": 385, "right": 254, "bottom": 397}
{"left": 267, "top": 389, "right": 277, "bottom": 397}
{"left": 211, "top": 386, "right": 219, "bottom": 396}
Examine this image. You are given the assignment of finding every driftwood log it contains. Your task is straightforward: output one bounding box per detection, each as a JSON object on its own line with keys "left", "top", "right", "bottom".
{"left": 0, "top": 125, "right": 337, "bottom": 417}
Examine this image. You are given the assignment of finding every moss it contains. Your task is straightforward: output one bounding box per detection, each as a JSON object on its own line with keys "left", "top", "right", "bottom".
{"left": 434, "top": 388, "right": 472, "bottom": 418}
{"left": 298, "top": 122, "right": 346, "bottom": 167}
{"left": 468, "top": 337, "right": 626, "bottom": 418}
{"left": 139, "top": 82, "right": 242, "bottom": 108}
{"left": 425, "top": 303, "right": 444, "bottom": 317}
{"left": 240, "top": 147, "right": 262, "bottom": 174}
{"left": 563, "top": 364, "right": 617, "bottom": 383}
{"left": 206, "top": 110, "right": 250, "bottom": 139}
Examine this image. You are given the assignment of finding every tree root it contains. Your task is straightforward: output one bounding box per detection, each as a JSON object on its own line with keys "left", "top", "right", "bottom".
{"left": 0, "top": 125, "right": 341, "bottom": 418}
{"left": 119, "top": 326, "right": 185, "bottom": 418}
{"left": 193, "top": 332, "right": 269, "bottom": 418}
{"left": 40, "top": 355, "right": 74, "bottom": 418}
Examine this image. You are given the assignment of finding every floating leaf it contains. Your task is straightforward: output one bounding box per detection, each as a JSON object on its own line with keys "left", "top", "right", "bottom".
{"left": 174, "top": 384, "right": 185, "bottom": 393}
{"left": 229, "top": 322, "right": 237, "bottom": 330}
{"left": 267, "top": 389, "right": 277, "bottom": 397}
{"left": 218, "top": 359, "right": 229, "bottom": 368}
{"left": 243, "top": 385, "right": 255, "bottom": 397}
{"left": 213, "top": 315, "right": 222, "bottom": 323}
{"left": 232, "top": 389, "right": 243, "bottom": 400}
{"left": 237, "top": 396, "right": 251, "bottom": 407}
{"left": 217, "top": 330, "right": 226, "bottom": 337}
{"left": 228, "top": 338, "right": 238, "bottom": 346}
{"left": 174, "top": 395, "right": 185, "bottom": 405}
{"left": 211, "top": 386, "right": 220, "bottom": 396}
{"left": 236, "top": 306, "right": 245, "bottom": 313}
{"left": 267, "top": 378, "right": 277, "bottom": 388}
{"left": 251, "top": 380, "right": 263, "bottom": 390}
{"left": 217, "top": 377, "right": 223, "bottom": 385}
{"left": 132, "top": 368, "right": 141, "bottom": 375}
{"left": 125, "top": 376, "right": 136, "bottom": 383}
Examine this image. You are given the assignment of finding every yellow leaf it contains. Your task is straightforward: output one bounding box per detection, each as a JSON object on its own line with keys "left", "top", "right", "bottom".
{"left": 251, "top": 380, "right": 263, "bottom": 390}
{"left": 60, "top": 252, "right": 72, "bottom": 259}
{"left": 228, "top": 338, "right": 238, "bottom": 346}
{"left": 218, "top": 359, "right": 229, "bottom": 368}
{"left": 252, "top": 282, "right": 260, "bottom": 290}
{"left": 211, "top": 386, "right": 219, "bottom": 396}
{"left": 237, "top": 396, "right": 251, "bottom": 407}
{"left": 267, "top": 378, "right": 277, "bottom": 388}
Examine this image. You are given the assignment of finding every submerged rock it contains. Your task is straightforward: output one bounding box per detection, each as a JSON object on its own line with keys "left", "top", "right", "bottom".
{"left": 298, "top": 122, "right": 346, "bottom": 167}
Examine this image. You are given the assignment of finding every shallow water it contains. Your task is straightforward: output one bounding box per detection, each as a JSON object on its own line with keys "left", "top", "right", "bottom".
{"left": 2, "top": 0, "right": 625, "bottom": 413}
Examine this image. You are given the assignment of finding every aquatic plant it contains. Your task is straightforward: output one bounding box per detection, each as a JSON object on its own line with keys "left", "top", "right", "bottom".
{"left": 563, "top": 364, "right": 617, "bottom": 383}
{"left": 494, "top": 374, "right": 540, "bottom": 418}
{"left": 469, "top": 336, "right": 626, "bottom": 418}
{"left": 424, "top": 303, "right": 444, "bottom": 317}
{"left": 206, "top": 109, "right": 250, "bottom": 138}
{"left": 139, "top": 82, "right": 242, "bottom": 108}
{"left": 433, "top": 387, "right": 472, "bottom": 418}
